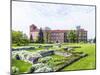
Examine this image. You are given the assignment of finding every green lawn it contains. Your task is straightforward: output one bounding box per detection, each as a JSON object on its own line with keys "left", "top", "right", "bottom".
{"left": 62, "top": 43, "right": 96, "bottom": 71}
{"left": 12, "top": 43, "right": 96, "bottom": 73}
{"left": 12, "top": 59, "right": 32, "bottom": 73}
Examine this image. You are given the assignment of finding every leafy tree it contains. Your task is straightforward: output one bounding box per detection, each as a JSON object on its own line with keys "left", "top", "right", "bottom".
{"left": 68, "top": 31, "right": 77, "bottom": 43}
{"left": 37, "top": 28, "right": 44, "bottom": 43}
{"left": 12, "top": 30, "right": 29, "bottom": 46}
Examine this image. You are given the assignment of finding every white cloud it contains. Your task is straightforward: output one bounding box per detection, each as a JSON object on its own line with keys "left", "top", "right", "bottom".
{"left": 12, "top": 1, "right": 95, "bottom": 39}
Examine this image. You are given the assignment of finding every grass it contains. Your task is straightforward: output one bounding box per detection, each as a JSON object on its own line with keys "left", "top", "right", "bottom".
{"left": 38, "top": 54, "right": 83, "bottom": 71}
{"left": 12, "top": 43, "right": 96, "bottom": 73}
{"left": 12, "top": 59, "right": 32, "bottom": 73}
{"left": 61, "top": 43, "right": 96, "bottom": 71}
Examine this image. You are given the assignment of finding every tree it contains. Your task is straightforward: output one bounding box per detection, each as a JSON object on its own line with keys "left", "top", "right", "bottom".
{"left": 22, "top": 34, "right": 29, "bottom": 45}
{"left": 64, "top": 32, "right": 67, "bottom": 42}
{"left": 68, "top": 31, "right": 77, "bottom": 43}
{"left": 30, "top": 34, "right": 34, "bottom": 43}
{"left": 44, "top": 27, "right": 51, "bottom": 43}
{"left": 37, "top": 28, "right": 44, "bottom": 43}
{"left": 12, "top": 30, "right": 29, "bottom": 46}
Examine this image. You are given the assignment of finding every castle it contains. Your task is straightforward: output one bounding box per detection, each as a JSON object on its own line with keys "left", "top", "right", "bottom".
{"left": 30, "top": 24, "right": 87, "bottom": 43}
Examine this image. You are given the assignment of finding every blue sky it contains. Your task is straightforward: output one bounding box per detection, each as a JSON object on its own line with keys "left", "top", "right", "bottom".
{"left": 12, "top": 1, "right": 95, "bottom": 39}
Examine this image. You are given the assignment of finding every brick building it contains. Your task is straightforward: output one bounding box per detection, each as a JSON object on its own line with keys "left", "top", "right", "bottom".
{"left": 30, "top": 24, "right": 87, "bottom": 43}
{"left": 50, "top": 30, "right": 65, "bottom": 43}
{"left": 30, "top": 24, "right": 39, "bottom": 42}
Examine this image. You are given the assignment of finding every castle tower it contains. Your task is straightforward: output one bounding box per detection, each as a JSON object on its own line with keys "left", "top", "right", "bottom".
{"left": 30, "top": 24, "right": 37, "bottom": 32}
{"left": 30, "top": 24, "right": 39, "bottom": 42}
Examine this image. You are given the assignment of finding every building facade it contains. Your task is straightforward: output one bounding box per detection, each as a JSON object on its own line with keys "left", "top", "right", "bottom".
{"left": 50, "top": 30, "right": 65, "bottom": 43}
{"left": 30, "top": 24, "right": 87, "bottom": 43}
{"left": 30, "top": 24, "right": 39, "bottom": 42}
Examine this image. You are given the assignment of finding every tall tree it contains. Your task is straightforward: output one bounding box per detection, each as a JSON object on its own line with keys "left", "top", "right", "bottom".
{"left": 44, "top": 27, "right": 51, "bottom": 43}
{"left": 37, "top": 28, "right": 44, "bottom": 43}
{"left": 64, "top": 32, "right": 67, "bottom": 42}
{"left": 30, "top": 34, "right": 34, "bottom": 43}
{"left": 68, "top": 31, "right": 77, "bottom": 43}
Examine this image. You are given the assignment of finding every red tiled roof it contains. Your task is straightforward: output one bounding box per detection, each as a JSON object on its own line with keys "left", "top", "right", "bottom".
{"left": 50, "top": 30, "right": 67, "bottom": 33}
{"left": 30, "top": 24, "right": 37, "bottom": 27}
{"left": 78, "top": 29, "right": 87, "bottom": 32}
{"left": 30, "top": 29, "right": 87, "bottom": 32}
{"left": 30, "top": 24, "right": 87, "bottom": 32}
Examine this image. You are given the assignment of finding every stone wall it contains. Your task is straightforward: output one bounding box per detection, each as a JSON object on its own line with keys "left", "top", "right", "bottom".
{"left": 12, "top": 47, "right": 35, "bottom": 51}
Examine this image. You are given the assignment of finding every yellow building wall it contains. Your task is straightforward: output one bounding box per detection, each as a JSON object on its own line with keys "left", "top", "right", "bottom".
{"left": 31, "top": 32, "right": 39, "bottom": 42}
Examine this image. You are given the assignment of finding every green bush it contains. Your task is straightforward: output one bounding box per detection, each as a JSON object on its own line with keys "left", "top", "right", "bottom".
{"left": 34, "top": 66, "right": 53, "bottom": 72}
{"left": 38, "top": 56, "right": 52, "bottom": 63}
{"left": 12, "top": 30, "right": 29, "bottom": 46}
{"left": 11, "top": 66, "right": 19, "bottom": 75}
{"left": 27, "top": 66, "right": 35, "bottom": 73}
{"left": 27, "top": 63, "right": 53, "bottom": 73}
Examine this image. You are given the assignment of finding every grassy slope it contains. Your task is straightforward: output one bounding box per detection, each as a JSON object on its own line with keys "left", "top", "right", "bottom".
{"left": 12, "top": 59, "right": 32, "bottom": 73}
{"left": 62, "top": 43, "right": 96, "bottom": 71}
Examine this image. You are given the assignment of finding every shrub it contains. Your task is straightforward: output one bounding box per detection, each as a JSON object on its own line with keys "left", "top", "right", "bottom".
{"left": 38, "top": 45, "right": 42, "bottom": 48}
{"left": 27, "top": 63, "right": 44, "bottom": 73}
{"left": 34, "top": 66, "right": 53, "bottom": 72}
{"left": 12, "top": 51, "right": 42, "bottom": 63}
{"left": 15, "top": 54, "right": 20, "bottom": 60}
{"left": 27, "top": 63, "right": 53, "bottom": 73}
{"left": 32, "top": 63, "right": 45, "bottom": 70}
{"left": 38, "top": 56, "right": 52, "bottom": 63}
{"left": 12, "top": 66, "right": 19, "bottom": 75}
{"left": 27, "top": 66, "right": 35, "bottom": 73}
